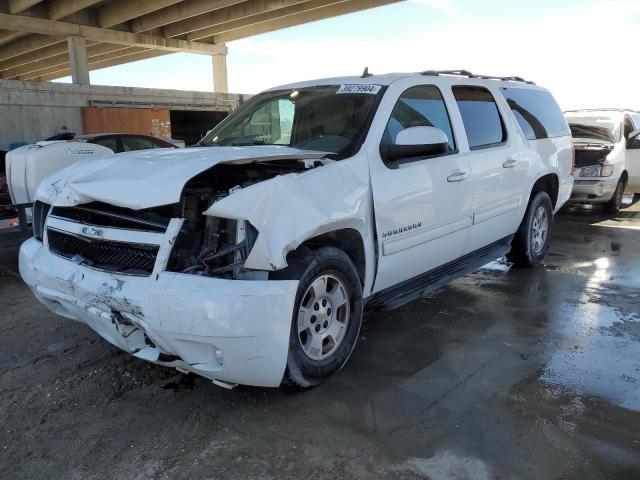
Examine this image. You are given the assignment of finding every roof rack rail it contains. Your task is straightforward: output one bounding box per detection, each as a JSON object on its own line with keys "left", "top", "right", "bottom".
{"left": 564, "top": 108, "right": 634, "bottom": 113}
{"left": 420, "top": 69, "right": 535, "bottom": 84}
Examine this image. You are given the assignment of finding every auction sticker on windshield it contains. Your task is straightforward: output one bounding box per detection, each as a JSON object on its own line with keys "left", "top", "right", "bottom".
{"left": 336, "top": 84, "right": 382, "bottom": 94}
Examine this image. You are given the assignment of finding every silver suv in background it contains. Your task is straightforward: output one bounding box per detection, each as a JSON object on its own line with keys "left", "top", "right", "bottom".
{"left": 566, "top": 109, "right": 640, "bottom": 212}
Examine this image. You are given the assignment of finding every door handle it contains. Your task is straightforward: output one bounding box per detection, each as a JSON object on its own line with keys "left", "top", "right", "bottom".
{"left": 503, "top": 157, "right": 518, "bottom": 168}
{"left": 447, "top": 170, "right": 469, "bottom": 182}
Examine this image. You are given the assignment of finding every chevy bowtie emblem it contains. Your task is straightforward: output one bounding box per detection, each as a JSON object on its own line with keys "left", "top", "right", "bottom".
{"left": 81, "top": 226, "right": 104, "bottom": 238}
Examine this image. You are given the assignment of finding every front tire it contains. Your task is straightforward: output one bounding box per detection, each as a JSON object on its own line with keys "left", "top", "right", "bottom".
{"left": 508, "top": 191, "right": 553, "bottom": 268}
{"left": 605, "top": 179, "right": 625, "bottom": 213}
{"left": 283, "top": 246, "right": 363, "bottom": 388}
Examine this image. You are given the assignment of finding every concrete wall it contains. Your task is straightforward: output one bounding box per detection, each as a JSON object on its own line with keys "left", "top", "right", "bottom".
{"left": 0, "top": 79, "right": 248, "bottom": 150}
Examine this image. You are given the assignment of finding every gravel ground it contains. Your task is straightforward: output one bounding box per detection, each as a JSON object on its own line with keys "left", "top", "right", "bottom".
{"left": 2, "top": 200, "right": 640, "bottom": 479}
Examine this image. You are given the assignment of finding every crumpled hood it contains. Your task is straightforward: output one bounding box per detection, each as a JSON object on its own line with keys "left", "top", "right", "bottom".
{"left": 36, "top": 145, "right": 327, "bottom": 210}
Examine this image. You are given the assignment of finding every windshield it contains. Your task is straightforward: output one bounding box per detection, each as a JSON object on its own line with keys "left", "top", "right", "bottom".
{"left": 199, "top": 85, "right": 383, "bottom": 158}
{"left": 567, "top": 116, "right": 620, "bottom": 144}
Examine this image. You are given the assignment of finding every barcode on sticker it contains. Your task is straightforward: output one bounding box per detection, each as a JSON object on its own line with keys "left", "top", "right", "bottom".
{"left": 336, "top": 84, "right": 382, "bottom": 95}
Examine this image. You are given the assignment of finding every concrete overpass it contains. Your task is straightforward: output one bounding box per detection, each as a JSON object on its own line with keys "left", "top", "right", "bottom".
{"left": 0, "top": 0, "right": 401, "bottom": 92}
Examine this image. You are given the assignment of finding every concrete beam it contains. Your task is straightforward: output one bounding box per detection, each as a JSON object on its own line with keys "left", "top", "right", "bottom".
{"left": 0, "top": 31, "right": 21, "bottom": 47}
{"left": 0, "top": 1, "right": 50, "bottom": 47}
{"left": 98, "top": 0, "right": 183, "bottom": 29}
{"left": 28, "top": 46, "right": 156, "bottom": 79}
{"left": 188, "top": 0, "right": 348, "bottom": 40}
{"left": 66, "top": 35, "right": 88, "bottom": 84}
{"left": 131, "top": 0, "right": 245, "bottom": 33}
{"left": 34, "top": 49, "right": 169, "bottom": 81}
{"left": 48, "top": 0, "right": 102, "bottom": 21}
{"left": 0, "top": 0, "right": 104, "bottom": 61}
{"left": 0, "top": 12, "right": 228, "bottom": 54}
{"left": 0, "top": 39, "right": 76, "bottom": 69}
{"left": 213, "top": 0, "right": 401, "bottom": 43}
{"left": 164, "top": 0, "right": 309, "bottom": 38}
{"left": 8, "top": 0, "right": 41, "bottom": 14}
{"left": 1, "top": 43, "right": 132, "bottom": 78}
{"left": 212, "top": 49, "right": 227, "bottom": 93}
{"left": 0, "top": 34, "right": 61, "bottom": 61}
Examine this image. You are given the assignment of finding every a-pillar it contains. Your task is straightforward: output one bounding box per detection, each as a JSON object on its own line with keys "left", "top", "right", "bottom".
{"left": 212, "top": 44, "right": 228, "bottom": 93}
{"left": 66, "top": 36, "right": 90, "bottom": 85}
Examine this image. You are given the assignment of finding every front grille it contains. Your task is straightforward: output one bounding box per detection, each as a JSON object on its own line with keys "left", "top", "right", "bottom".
{"left": 51, "top": 203, "right": 172, "bottom": 233}
{"left": 47, "top": 228, "right": 159, "bottom": 275}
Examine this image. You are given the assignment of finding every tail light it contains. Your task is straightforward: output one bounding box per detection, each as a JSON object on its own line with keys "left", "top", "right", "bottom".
{"left": 570, "top": 138, "right": 576, "bottom": 171}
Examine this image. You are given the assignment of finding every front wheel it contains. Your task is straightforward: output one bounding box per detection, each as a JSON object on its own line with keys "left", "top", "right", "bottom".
{"left": 283, "top": 246, "right": 363, "bottom": 388}
{"left": 507, "top": 191, "right": 554, "bottom": 268}
{"left": 604, "top": 179, "right": 625, "bottom": 213}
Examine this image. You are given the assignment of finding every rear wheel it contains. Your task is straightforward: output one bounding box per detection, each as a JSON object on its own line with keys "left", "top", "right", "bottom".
{"left": 605, "top": 179, "right": 625, "bottom": 213}
{"left": 508, "top": 191, "right": 553, "bottom": 268}
{"left": 282, "top": 246, "right": 363, "bottom": 388}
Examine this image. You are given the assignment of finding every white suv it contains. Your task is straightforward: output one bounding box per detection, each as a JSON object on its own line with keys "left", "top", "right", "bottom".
{"left": 19, "top": 70, "right": 573, "bottom": 388}
{"left": 566, "top": 109, "right": 640, "bottom": 212}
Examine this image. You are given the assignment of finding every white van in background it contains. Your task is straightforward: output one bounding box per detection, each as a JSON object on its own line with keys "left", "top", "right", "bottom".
{"left": 565, "top": 109, "right": 640, "bottom": 212}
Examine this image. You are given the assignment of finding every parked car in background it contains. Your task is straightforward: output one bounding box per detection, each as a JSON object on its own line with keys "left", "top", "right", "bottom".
{"left": 67, "top": 133, "right": 178, "bottom": 153}
{"left": 6, "top": 133, "right": 178, "bottom": 206}
{"left": 0, "top": 149, "right": 8, "bottom": 207}
{"left": 20, "top": 70, "right": 573, "bottom": 389}
{"left": 565, "top": 109, "right": 640, "bottom": 212}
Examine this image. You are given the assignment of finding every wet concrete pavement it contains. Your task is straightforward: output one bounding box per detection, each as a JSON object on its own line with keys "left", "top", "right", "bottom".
{"left": 2, "top": 199, "right": 640, "bottom": 479}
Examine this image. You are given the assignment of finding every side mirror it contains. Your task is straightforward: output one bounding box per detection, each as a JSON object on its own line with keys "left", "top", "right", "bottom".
{"left": 381, "top": 126, "right": 449, "bottom": 165}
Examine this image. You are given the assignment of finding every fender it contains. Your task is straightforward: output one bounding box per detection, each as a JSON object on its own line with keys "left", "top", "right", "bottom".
{"left": 204, "top": 155, "right": 377, "bottom": 292}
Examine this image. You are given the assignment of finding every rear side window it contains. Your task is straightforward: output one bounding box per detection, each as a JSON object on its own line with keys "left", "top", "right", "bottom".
{"left": 501, "top": 88, "right": 570, "bottom": 140}
{"left": 385, "top": 84, "right": 456, "bottom": 152}
{"left": 122, "top": 136, "right": 155, "bottom": 152}
{"left": 452, "top": 86, "right": 506, "bottom": 150}
{"left": 92, "top": 137, "right": 119, "bottom": 152}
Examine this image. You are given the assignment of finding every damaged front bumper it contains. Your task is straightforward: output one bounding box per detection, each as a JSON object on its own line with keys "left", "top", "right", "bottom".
{"left": 569, "top": 177, "right": 618, "bottom": 204}
{"left": 19, "top": 238, "right": 298, "bottom": 388}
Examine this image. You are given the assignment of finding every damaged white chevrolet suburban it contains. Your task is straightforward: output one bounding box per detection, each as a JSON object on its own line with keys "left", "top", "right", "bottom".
{"left": 19, "top": 70, "right": 573, "bottom": 389}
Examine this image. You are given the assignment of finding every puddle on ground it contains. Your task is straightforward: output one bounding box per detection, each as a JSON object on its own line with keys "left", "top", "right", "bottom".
{"left": 541, "top": 299, "right": 640, "bottom": 412}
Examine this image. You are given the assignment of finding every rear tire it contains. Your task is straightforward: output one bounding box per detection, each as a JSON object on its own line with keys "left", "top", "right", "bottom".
{"left": 605, "top": 179, "right": 625, "bottom": 213}
{"left": 508, "top": 191, "right": 554, "bottom": 268}
{"left": 280, "top": 246, "right": 363, "bottom": 388}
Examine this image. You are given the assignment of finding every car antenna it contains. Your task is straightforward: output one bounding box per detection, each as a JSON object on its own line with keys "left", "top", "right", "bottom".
{"left": 361, "top": 66, "right": 372, "bottom": 78}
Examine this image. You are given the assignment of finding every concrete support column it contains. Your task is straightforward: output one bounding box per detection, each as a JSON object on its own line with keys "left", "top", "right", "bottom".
{"left": 66, "top": 36, "right": 90, "bottom": 85}
{"left": 212, "top": 44, "right": 228, "bottom": 93}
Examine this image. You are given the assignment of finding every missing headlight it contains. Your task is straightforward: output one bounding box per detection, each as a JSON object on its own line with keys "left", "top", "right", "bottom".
{"left": 32, "top": 200, "right": 51, "bottom": 241}
{"left": 167, "top": 205, "right": 258, "bottom": 279}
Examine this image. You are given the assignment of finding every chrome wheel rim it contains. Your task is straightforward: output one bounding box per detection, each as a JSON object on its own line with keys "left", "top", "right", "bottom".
{"left": 531, "top": 206, "right": 549, "bottom": 254}
{"left": 297, "top": 273, "right": 350, "bottom": 361}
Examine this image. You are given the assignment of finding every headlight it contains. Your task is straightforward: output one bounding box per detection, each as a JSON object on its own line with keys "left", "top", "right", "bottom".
{"left": 601, "top": 165, "right": 614, "bottom": 177}
{"left": 579, "top": 165, "right": 614, "bottom": 177}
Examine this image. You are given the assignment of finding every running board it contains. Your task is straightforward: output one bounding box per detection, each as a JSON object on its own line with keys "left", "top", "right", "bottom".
{"left": 365, "top": 235, "right": 514, "bottom": 310}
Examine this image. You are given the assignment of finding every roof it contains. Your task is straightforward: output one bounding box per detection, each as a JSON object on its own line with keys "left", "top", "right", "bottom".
{"left": 564, "top": 109, "right": 630, "bottom": 119}
{"left": 0, "top": 0, "right": 401, "bottom": 82}
{"left": 565, "top": 109, "right": 636, "bottom": 115}
{"left": 268, "top": 70, "right": 543, "bottom": 92}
